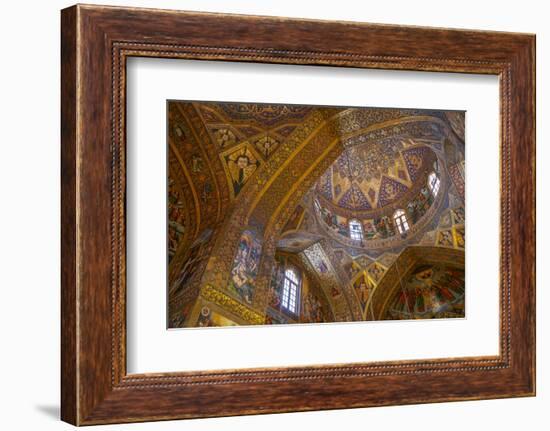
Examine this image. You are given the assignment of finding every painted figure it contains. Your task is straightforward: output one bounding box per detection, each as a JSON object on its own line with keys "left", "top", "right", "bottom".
{"left": 228, "top": 230, "right": 262, "bottom": 304}
{"left": 387, "top": 264, "right": 465, "bottom": 320}
{"left": 225, "top": 148, "right": 260, "bottom": 196}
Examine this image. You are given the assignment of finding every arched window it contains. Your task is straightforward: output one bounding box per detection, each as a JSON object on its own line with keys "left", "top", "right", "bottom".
{"left": 349, "top": 219, "right": 364, "bottom": 241}
{"left": 428, "top": 172, "right": 441, "bottom": 197}
{"left": 282, "top": 268, "right": 300, "bottom": 314}
{"left": 393, "top": 209, "right": 410, "bottom": 234}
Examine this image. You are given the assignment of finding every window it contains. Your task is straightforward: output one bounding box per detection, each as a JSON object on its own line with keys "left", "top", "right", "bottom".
{"left": 393, "top": 209, "right": 410, "bottom": 234}
{"left": 349, "top": 219, "right": 364, "bottom": 241}
{"left": 428, "top": 171, "right": 441, "bottom": 197}
{"left": 282, "top": 268, "right": 300, "bottom": 314}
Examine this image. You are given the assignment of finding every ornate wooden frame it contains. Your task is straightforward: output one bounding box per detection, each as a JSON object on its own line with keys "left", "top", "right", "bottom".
{"left": 61, "top": 4, "right": 536, "bottom": 426}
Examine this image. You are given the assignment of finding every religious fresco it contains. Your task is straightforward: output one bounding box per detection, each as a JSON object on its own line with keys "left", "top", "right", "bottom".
{"left": 281, "top": 205, "right": 305, "bottom": 233}
{"left": 197, "top": 306, "right": 238, "bottom": 327}
{"left": 383, "top": 264, "right": 465, "bottom": 320}
{"left": 276, "top": 231, "right": 320, "bottom": 254}
{"left": 367, "top": 262, "right": 386, "bottom": 283}
{"left": 316, "top": 186, "right": 436, "bottom": 243}
{"left": 267, "top": 255, "right": 286, "bottom": 310}
{"left": 166, "top": 100, "right": 465, "bottom": 328}
{"left": 314, "top": 146, "right": 440, "bottom": 244}
{"left": 170, "top": 229, "right": 213, "bottom": 295}
{"left": 265, "top": 253, "right": 332, "bottom": 324}
{"left": 221, "top": 144, "right": 261, "bottom": 198}
{"left": 302, "top": 291, "right": 327, "bottom": 323}
{"left": 228, "top": 230, "right": 262, "bottom": 304}
{"left": 167, "top": 177, "right": 186, "bottom": 262}
{"left": 353, "top": 272, "right": 375, "bottom": 313}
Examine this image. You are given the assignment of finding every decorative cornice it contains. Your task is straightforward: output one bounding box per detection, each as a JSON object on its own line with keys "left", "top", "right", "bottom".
{"left": 200, "top": 284, "right": 265, "bottom": 325}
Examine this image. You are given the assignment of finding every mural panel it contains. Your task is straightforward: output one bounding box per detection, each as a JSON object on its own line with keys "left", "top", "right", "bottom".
{"left": 221, "top": 144, "right": 261, "bottom": 198}
{"left": 227, "top": 230, "right": 262, "bottom": 304}
{"left": 383, "top": 264, "right": 465, "bottom": 320}
{"left": 353, "top": 272, "right": 375, "bottom": 313}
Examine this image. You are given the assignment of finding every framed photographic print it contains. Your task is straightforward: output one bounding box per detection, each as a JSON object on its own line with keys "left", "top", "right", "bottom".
{"left": 61, "top": 4, "right": 536, "bottom": 425}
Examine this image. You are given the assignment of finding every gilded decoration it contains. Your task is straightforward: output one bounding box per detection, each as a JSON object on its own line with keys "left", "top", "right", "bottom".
{"left": 218, "top": 103, "right": 313, "bottom": 127}
{"left": 254, "top": 135, "right": 280, "bottom": 159}
{"left": 200, "top": 284, "right": 264, "bottom": 325}
{"left": 384, "top": 263, "right": 465, "bottom": 320}
{"left": 220, "top": 143, "right": 262, "bottom": 199}
{"left": 212, "top": 127, "right": 239, "bottom": 149}
{"left": 301, "top": 243, "right": 351, "bottom": 321}
{"left": 227, "top": 230, "right": 262, "bottom": 304}
{"left": 167, "top": 101, "right": 465, "bottom": 328}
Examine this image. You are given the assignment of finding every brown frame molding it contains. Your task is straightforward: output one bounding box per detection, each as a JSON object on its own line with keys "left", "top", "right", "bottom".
{"left": 61, "top": 4, "right": 535, "bottom": 425}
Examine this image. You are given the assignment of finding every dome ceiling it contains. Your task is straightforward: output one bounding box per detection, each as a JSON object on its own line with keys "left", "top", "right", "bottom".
{"left": 167, "top": 100, "right": 466, "bottom": 329}
{"left": 316, "top": 140, "right": 437, "bottom": 217}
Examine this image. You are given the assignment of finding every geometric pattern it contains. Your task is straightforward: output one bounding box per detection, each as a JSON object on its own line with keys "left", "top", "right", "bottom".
{"left": 212, "top": 127, "right": 238, "bottom": 149}
{"left": 236, "top": 125, "right": 262, "bottom": 139}
{"left": 254, "top": 135, "right": 280, "bottom": 159}
{"left": 317, "top": 170, "right": 333, "bottom": 201}
{"left": 275, "top": 125, "right": 297, "bottom": 137}
{"left": 316, "top": 141, "right": 437, "bottom": 214}
{"left": 402, "top": 146, "right": 430, "bottom": 182}
{"left": 377, "top": 176, "right": 409, "bottom": 207}
{"left": 338, "top": 182, "right": 372, "bottom": 210}
{"left": 421, "top": 205, "right": 465, "bottom": 250}
{"left": 218, "top": 103, "right": 312, "bottom": 127}
{"left": 448, "top": 162, "right": 465, "bottom": 201}
{"left": 199, "top": 106, "right": 221, "bottom": 123}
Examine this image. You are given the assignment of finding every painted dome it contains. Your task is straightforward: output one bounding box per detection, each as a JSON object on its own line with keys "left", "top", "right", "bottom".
{"left": 313, "top": 140, "right": 443, "bottom": 249}
{"left": 316, "top": 141, "right": 437, "bottom": 216}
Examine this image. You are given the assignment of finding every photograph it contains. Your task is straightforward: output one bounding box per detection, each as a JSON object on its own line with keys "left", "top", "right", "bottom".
{"left": 167, "top": 101, "right": 466, "bottom": 328}
{"left": 0, "top": 1, "right": 537, "bottom": 428}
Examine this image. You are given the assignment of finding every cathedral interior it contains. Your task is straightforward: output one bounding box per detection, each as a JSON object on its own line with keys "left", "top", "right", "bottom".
{"left": 167, "top": 101, "right": 466, "bottom": 328}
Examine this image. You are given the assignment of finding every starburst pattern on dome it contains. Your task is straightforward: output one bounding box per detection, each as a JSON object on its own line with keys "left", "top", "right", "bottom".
{"left": 402, "top": 146, "right": 431, "bottom": 182}
{"left": 377, "top": 176, "right": 410, "bottom": 207}
{"left": 337, "top": 182, "right": 372, "bottom": 210}
{"left": 316, "top": 138, "right": 437, "bottom": 213}
{"left": 335, "top": 141, "right": 404, "bottom": 184}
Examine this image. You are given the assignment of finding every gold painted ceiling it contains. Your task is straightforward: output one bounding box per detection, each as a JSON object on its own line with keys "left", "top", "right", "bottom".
{"left": 167, "top": 100, "right": 466, "bottom": 328}
{"left": 197, "top": 102, "right": 317, "bottom": 165}
{"left": 316, "top": 140, "right": 437, "bottom": 216}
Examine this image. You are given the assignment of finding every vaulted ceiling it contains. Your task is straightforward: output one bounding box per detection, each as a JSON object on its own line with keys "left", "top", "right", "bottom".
{"left": 167, "top": 100, "right": 465, "bottom": 327}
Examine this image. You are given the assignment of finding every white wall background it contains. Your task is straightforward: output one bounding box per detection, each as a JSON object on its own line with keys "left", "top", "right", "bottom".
{"left": 0, "top": 0, "right": 546, "bottom": 429}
